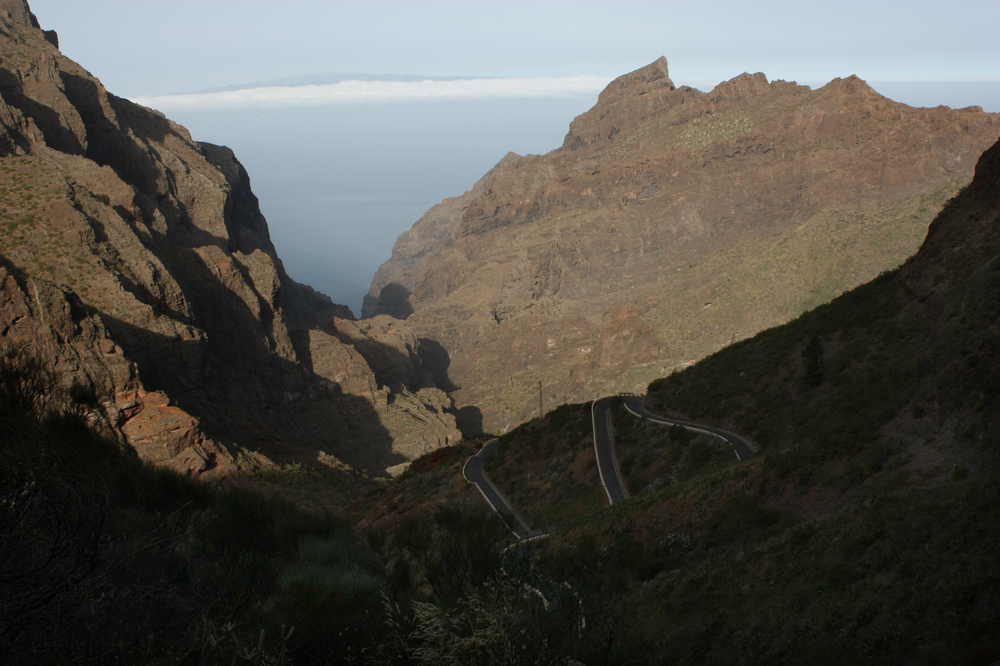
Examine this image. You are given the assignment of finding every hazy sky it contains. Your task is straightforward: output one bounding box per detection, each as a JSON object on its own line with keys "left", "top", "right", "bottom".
{"left": 30, "top": 0, "right": 1000, "bottom": 97}
{"left": 26, "top": 1, "right": 1000, "bottom": 315}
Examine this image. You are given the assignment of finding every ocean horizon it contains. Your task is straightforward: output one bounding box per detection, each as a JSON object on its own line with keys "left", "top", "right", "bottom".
{"left": 164, "top": 80, "right": 1000, "bottom": 316}
{"left": 167, "top": 96, "right": 599, "bottom": 316}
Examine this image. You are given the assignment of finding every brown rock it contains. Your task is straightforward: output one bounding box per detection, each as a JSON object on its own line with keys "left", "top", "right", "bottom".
{"left": 115, "top": 387, "right": 236, "bottom": 477}
{"left": 0, "top": 0, "right": 38, "bottom": 29}
{"left": 0, "top": 3, "right": 460, "bottom": 477}
{"left": 367, "top": 58, "right": 1000, "bottom": 432}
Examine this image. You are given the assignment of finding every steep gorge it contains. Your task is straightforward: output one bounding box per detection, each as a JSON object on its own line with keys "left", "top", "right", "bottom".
{"left": 367, "top": 57, "right": 1000, "bottom": 432}
{"left": 0, "top": 0, "right": 459, "bottom": 478}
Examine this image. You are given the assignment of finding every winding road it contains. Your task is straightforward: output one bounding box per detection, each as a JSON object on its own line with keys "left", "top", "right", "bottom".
{"left": 463, "top": 438, "right": 533, "bottom": 538}
{"left": 621, "top": 395, "right": 757, "bottom": 461}
{"left": 592, "top": 398, "right": 630, "bottom": 504}
{"left": 460, "top": 392, "right": 754, "bottom": 633}
{"left": 466, "top": 394, "right": 757, "bottom": 516}
{"left": 591, "top": 394, "right": 756, "bottom": 505}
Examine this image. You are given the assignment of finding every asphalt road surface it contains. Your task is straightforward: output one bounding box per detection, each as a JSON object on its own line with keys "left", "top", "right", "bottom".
{"left": 591, "top": 397, "right": 630, "bottom": 505}
{"left": 463, "top": 439, "right": 533, "bottom": 538}
{"left": 621, "top": 395, "right": 757, "bottom": 460}
{"left": 466, "top": 395, "right": 756, "bottom": 518}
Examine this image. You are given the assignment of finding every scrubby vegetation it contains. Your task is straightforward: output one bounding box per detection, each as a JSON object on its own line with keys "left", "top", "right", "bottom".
{"left": 7, "top": 154, "right": 1000, "bottom": 663}
{"left": 0, "top": 346, "right": 384, "bottom": 664}
{"left": 481, "top": 403, "right": 604, "bottom": 532}
{"left": 0, "top": 348, "right": 579, "bottom": 664}
{"left": 7, "top": 206, "right": 1000, "bottom": 663}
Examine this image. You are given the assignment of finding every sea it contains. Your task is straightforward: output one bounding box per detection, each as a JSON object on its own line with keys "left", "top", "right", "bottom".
{"left": 166, "top": 81, "right": 1000, "bottom": 317}
{"left": 168, "top": 97, "right": 598, "bottom": 317}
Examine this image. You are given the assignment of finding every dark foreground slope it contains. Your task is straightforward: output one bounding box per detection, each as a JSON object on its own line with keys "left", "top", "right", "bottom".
{"left": 617, "top": 129, "right": 1000, "bottom": 666}
{"left": 0, "top": 352, "right": 394, "bottom": 665}
{"left": 366, "top": 138, "right": 1000, "bottom": 664}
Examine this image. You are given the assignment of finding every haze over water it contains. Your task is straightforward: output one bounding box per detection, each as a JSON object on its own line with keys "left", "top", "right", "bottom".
{"left": 168, "top": 97, "right": 599, "bottom": 316}
{"left": 29, "top": 0, "right": 999, "bottom": 317}
{"left": 165, "top": 79, "right": 998, "bottom": 317}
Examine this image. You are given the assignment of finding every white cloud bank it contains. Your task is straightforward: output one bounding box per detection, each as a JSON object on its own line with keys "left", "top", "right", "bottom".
{"left": 131, "top": 76, "right": 611, "bottom": 112}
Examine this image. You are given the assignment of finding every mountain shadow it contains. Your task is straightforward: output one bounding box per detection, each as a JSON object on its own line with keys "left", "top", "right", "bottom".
{"left": 368, "top": 282, "right": 414, "bottom": 320}
{"left": 450, "top": 405, "right": 484, "bottom": 436}
{"left": 90, "top": 230, "right": 406, "bottom": 474}
{"left": 417, "top": 337, "right": 459, "bottom": 392}
{"left": 101, "top": 313, "right": 406, "bottom": 475}
{"left": 0, "top": 68, "right": 82, "bottom": 155}
{"left": 415, "top": 337, "right": 484, "bottom": 435}
{"left": 325, "top": 319, "right": 484, "bottom": 437}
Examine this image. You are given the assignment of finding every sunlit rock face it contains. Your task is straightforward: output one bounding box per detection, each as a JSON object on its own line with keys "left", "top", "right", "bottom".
{"left": 366, "top": 57, "right": 999, "bottom": 433}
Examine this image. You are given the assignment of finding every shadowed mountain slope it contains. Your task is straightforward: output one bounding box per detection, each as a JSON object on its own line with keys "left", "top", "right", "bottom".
{"left": 0, "top": 0, "right": 460, "bottom": 477}
{"left": 366, "top": 133, "right": 1000, "bottom": 665}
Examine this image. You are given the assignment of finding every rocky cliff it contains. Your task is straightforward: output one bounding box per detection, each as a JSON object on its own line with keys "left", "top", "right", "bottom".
{"left": 0, "top": 1, "right": 459, "bottom": 478}
{"left": 366, "top": 57, "right": 1000, "bottom": 433}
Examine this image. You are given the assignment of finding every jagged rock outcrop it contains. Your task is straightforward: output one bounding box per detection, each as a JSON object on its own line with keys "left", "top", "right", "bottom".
{"left": 366, "top": 58, "right": 1000, "bottom": 433}
{"left": 0, "top": 1, "right": 458, "bottom": 477}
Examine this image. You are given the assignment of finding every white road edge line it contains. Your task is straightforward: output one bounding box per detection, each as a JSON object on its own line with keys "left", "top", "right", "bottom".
{"left": 463, "top": 439, "right": 532, "bottom": 539}
{"left": 623, "top": 398, "right": 744, "bottom": 460}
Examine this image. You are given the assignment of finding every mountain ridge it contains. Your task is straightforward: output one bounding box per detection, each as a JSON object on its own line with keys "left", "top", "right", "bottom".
{"left": 360, "top": 129, "right": 1000, "bottom": 664}
{"left": 365, "top": 57, "right": 999, "bottom": 433}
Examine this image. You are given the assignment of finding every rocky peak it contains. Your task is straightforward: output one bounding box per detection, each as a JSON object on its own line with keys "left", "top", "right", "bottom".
{"left": 368, "top": 57, "right": 999, "bottom": 433}
{"left": 709, "top": 71, "right": 770, "bottom": 101}
{"left": 596, "top": 56, "right": 674, "bottom": 107}
{"left": 0, "top": 0, "right": 35, "bottom": 28}
{"left": 811, "top": 74, "right": 885, "bottom": 110}
{"left": 563, "top": 57, "right": 683, "bottom": 152}
{"left": 0, "top": 0, "right": 55, "bottom": 47}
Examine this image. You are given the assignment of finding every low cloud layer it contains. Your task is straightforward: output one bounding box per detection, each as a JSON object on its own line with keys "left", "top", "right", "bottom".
{"left": 131, "top": 76, "right": 611, "bottom": 112}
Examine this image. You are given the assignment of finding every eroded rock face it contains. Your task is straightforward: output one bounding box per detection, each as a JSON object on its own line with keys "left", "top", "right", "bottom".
{"left": 367, "top": 58, "right": 1000, "bottom": 433}
{"left": 0, "top": 3, "right": 459, "bottom": 477}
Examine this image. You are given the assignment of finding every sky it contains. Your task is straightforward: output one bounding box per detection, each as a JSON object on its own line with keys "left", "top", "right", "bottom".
{"left": 27, "top": 1, "right": 1000, "bottom": 314}
{"left": 29, "top": 0, "right": 1000, "bottom": 97}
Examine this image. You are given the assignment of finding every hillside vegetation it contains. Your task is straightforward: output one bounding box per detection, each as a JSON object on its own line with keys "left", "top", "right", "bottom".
{"left": 0, "top": 345, "right": 393, "bottom": 664}
{"left": 4, "top": 1, "right": 1000, "bottom": 662}
{"left": 8, "top": 138, "right": 995, "bottom": 665}
{"left": 403, "top": 139, "right": 1000, "bottom": 664}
